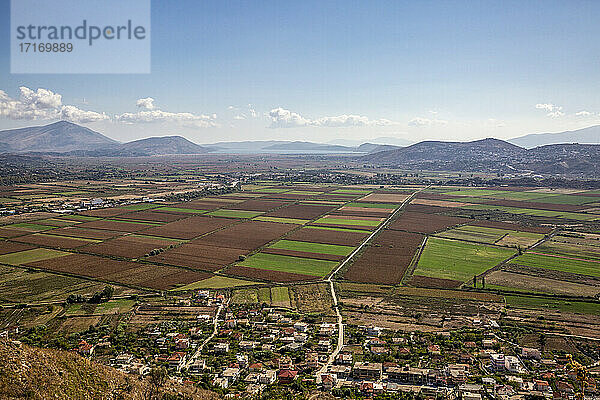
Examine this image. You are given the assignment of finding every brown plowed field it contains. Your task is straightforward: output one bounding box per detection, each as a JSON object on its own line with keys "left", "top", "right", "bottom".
{"left": 141, "top": 216, "right": 238, "bottom": 239}
{"left": 81, "top": 235, "right": 180, "bottom": 258}
{"left": 79, "top": 208, "right": 133, "bottom": 218}
{"left": 310, "top": 223, "right": 374, "bottom": 231}
{"left": 284, "top": 227, "right": 368, "bottom": 246}
{"left": 469, "top": 220, "right": 551, "bottom": 234}
{"left": 405, "top": 204, "right": 456, "bottom": 214}
{"left": 389, "top": 211, "right": 469, "bottom": 234}
{"left": 0, "top": 241, "right": 36, "bottom": 255}
{"left": 24, "top": 253, "right": 208, "bottom": 290}
{"left": 49, "top": 227, "right": 127, "bottom": 240}
{"left": 226, "top": 265, "right": 319, "bottom": 282}
{"left": 265, "top": 204, "right": 337, "bottom": 219}
{"left": 228, "top": 199, "right": 289, "bottom": 212}
{"left": 358, "top": 193, "right": 409, "bottom": 203}
{"left": 78, "top": 219, "right": 156, "bottom": 233}
{"left": 411, "top": 198, "right": 471, "bottom": 208}
{"left": 339, "top": 206, "right": 394, "bottom": 214}
{"left": 330, "top": 209, "right": 392, "bottom": 218}
{"left": 13, "top": 234, "right": 93, "bottom": 249}
{"left": 409, "top": 275, "right": 463, "bottom": 289}
{"left": 149, "top": 243, "right": 247, "bottom": 271}
{"left": 192, "top": 220, "right": 296, "bottom": 250}
{"left": 262, "top": 248, "right": 344, "bottom": 261}
{"left": 0, "top": 228, "right": 30, "bottom": 238}
{"left": 167, "top": 200, "right": 224, "bottom": 211}
{"left": 118, "top": 210, "right": 185, "bottom": 223}
{"left": 343, "top": 231, "right": 423, "bottom": 284}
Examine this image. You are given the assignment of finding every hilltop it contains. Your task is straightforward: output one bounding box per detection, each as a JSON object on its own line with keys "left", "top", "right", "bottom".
{"left": 0, "top": 339, "right": 218, "bottom": 400}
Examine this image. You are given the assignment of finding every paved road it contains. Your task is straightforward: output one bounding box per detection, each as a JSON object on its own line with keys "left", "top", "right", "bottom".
{"left": 316, "top": 189, "right": 423, "bottom": 382}
{"left": 184, "top": 298, "right": 228, "bottom": 369}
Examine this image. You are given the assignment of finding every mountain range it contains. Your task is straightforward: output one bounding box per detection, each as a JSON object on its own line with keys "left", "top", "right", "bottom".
{"left": 509, "top": 125, "right": 600, "bottom": 148}
{"left": 1, "top": 121, "right": 599, "bottom": 176}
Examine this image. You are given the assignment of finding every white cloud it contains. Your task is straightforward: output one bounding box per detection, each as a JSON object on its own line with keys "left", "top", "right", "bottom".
{"left": 535, "top": 103, "right": 564, "bottom": 118}
{"left": 0, "top": 87, "right": 108, "bottom": 123}
{"left": 268, "top": 107, "right": 397, "bottom": 128}
{"left": 575, "top": 110, "right": 592, "bottom": 116}
{"left": 60, "top": 105, "right": 109, "bottom": 123}
{"left": 136, "top": 97, "right": 155, "bottom": 110}
{"left": 407, "top": 117, "right": 448, "bottom": 127}
{"left": 116, "top": 98, "right": 218, "bottom": 128}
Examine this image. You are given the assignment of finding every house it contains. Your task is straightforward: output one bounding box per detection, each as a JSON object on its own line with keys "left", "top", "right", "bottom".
{"left": 387, "top": 366, "right": 431, "bottom": 385}
{"left": 222, "top": 367, "right": 241, "bottom": 383}
{"left": 248, "top": 362, "right": 263, "bottom": 372}
{"left": 175, "top": 338, "right": 190, "bottom": 349}
{"left": 329, "top": 365, "right": 352, "bottom": 379}
{"left": 78, "top": 341, "right": 94, "bottom": 356}
{"left": 353, "top": 362, "right": 382, "bottom": 380}
{"left": 370, "top": 346, "right": 388, "bottom": 355}
{"left": 236, "top": 353, "right": 248, "bottom": 368}
{"left": 259, "top": 369, "right": 277, "bottom": 384}
{"left": 294, "top": 333, "right": 308, "bottom": 343}
{"left": 522, "top": 347, "right": 542, "bottom": 360}
{"left": 321, "top": 373, "right": 337, "bottom": 390}
{"left": 504, "top": 355, "right": 521, "bottom": 373}
{"left": 336, "top": 352, "right": 353, "bottom": 365}
{"left": 534, "top": 380, "right": 551, "bottom": 392}
{"left": 167, "top": 352, "right": 187, "bottom": 371}
{"left": 279, "top": 356, "right": 293, "bottom": 369}
{"left": 317, "top": 339, "right": 331, "bottom": 352}
{"left": 306, "top": 352, "right": 319, "bottom": 369}
{"left": 112, "top": 353, "right": 134, "bottom": 368}
{"left": 188, "top": 359, "right": 207, "bottom": 374}
{"left": 294, "top": 322, "right": 309, "bottom": 332}
{"left": 239, "top": 340, "right": 258, "bottom": 351}
{"left": 278, "top": 369, "right": 298, "bottom": 384}
{"left": 319, "top": 323, "right": 336, "bottom": 336}
{"left": 366, "top": 326, "right": 383, "bottom": 337}
{"left": 428, "top": 345, "right": 441, "bottom": 355}
{"left": 214, "top": 342, "right": 229, "bottom": 353}
{"left": 213, "top": 377, "right": 229, "bottom": 389}
{"left": 490, "top": 353, "right": 506, "bottom": 372}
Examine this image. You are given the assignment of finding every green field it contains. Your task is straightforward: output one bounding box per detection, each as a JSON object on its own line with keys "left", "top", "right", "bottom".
{"left": 237, "top": 253, "right": 338, "bottom": 277}
{"left": 506, "top": 295, "right": 600, "bottom": 314}
{"left": 414, "top": 238, "right": 516, "bottom": 282}
{"left": 314, "top": 217, "right": 381, "bottom": 227}
{"left": 59, "top": 215, "right": 101, "bottom": 222}
{"left": 512, "top": 252, "right": 600, "bottom": 277}
{"left": 306, "top": 226, "right": 371, "bottom": 234}
{"left": 6, "top": 223, "right": 56, "bottom": 232}
{"left": 437, "top": 225, "right": 543, "bottom": 247}
{"left": 443, "top": 189, "right": 506, "bottom": 197}
{"left": 232, "top": 288, "right": 259, "bottom": 303}
{"left": 251, "top": 188, "right": 290, "bottom": 193}
{"left": 207, "top": 209, "right": 264, "bottom": 219}
{"left": 534, "top": 194, "right": 600, "bottom": 205}
{"left": 269, "top": 240, "right": 354, "bottom": 256}
{"left": 271, "top": 286, "right": 291, "bottom": 306}
{"left": 0, "top": 248, "right": 70, "bottom": 266}
{"left": 254, "top": 216, "right": 309, "bottom": 225}
{"left": 156, "top": 207, "right": 207, "bottom": 214}
{"left": 332, "top": 189, "right": 373, "bottom": 194}
{"left": 258, "top": 287, "right": 271, "bottom": 303}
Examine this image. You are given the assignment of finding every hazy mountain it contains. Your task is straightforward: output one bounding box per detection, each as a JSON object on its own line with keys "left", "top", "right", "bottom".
{"left": 362, "top": 138, "right": 600, "bottom": 176}
{"left": 203, "top": 140, "right": 290, "bottom": 152}
{"left": 0, "top": 121, "right": 118, "bottom": 152}
{"left": 510, "top": 125, "right": 600, "bottom": 148}
{"left": 329, "top": 136, "right": 413, "bottom": 147}
{"left": 263, "top": 141, "right": 356, "bottom": 152}
{"left": 356, "top": 143, "right": 401, "bottom": 153}
{"left": 118, "top": 136, "right": 210, "bottom": 155}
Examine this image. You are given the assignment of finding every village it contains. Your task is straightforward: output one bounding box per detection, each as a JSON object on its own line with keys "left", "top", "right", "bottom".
{"left": 54, "top": 289, "right": 594, "bottom": 400}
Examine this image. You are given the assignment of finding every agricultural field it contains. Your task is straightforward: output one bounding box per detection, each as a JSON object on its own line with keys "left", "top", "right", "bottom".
{"left": 410, "top": 237, "right": 516, "bottom": 287}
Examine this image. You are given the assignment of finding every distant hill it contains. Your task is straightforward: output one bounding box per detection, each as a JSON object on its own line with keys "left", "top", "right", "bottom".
{"left": 328, "top": 136, "right": 413, "bottom": 147}
{"left": 361, "top": 138, "right": 600, "bottom": 176}
{"left": 0, "top": 339, "right": 217, "bottom": 400}
{"left": 264, "top": 141, "right": 356, "bottom": 152}
{"left": 118, "top": 136, "right": 210, "bottom": 155}
{"left": 510, "top": 125, "right": 600, "bottom": 148}
{"left": 361, "top": 138, "right": 525, "bottom": 171}
{"left": 0, "top": 121, "right": 118, "bottom": 152}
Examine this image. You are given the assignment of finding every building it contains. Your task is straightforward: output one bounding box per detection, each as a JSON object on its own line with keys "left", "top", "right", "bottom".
{"left": 214, "top": 342, "right": 229, "bottom": 353}
{"left": 353, "top": 362, "right": 382, "bottom": 380}
{"left": 278, "top": 369, "right": 298, "bottom": 384}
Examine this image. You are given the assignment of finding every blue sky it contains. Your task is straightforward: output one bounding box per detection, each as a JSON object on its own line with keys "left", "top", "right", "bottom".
{"left": 1, "top": 0, "right": 600, "bottom": 143}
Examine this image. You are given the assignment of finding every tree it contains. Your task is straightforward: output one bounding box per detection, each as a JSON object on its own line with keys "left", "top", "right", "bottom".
{"left": 144, "top": 366, "right": 168, "bottom": 400}
{"left": 102, "top": 285, "right": 114, "bottom": 300}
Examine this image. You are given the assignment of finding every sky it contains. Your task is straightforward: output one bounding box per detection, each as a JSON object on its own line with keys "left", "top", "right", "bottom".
{"left": 1, "top": 0, "right": 600, "bottom": 144}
